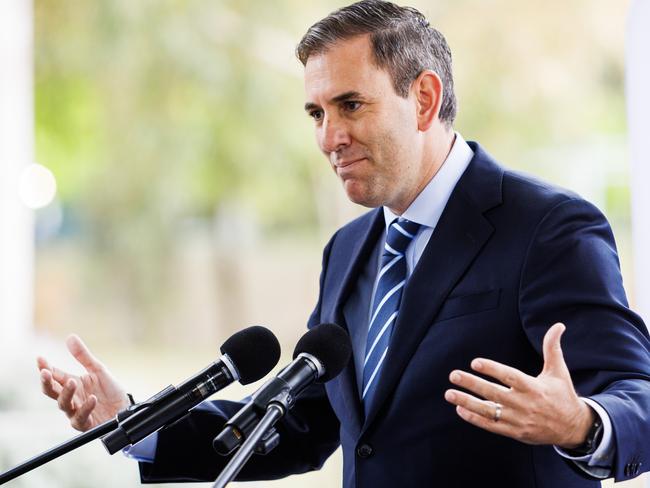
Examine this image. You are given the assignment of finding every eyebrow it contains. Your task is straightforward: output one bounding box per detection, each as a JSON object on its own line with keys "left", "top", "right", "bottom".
{"left": 304, "top": 91, "right": 363, "bottom": 112}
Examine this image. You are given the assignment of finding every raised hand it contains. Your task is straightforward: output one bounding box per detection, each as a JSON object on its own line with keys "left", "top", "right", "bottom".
{"left": 37, "top": 334, "right": 130, "bottom": 432}
{"left": 444, "top": 323, "right": 595, "bottom": 449}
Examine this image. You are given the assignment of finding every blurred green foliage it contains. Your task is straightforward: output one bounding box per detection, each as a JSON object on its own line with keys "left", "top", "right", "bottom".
{"left": 35, "top": 0, "right": 332, "bottom": 226}
{"left": 33, "top": 0, "right": 631, "bottom": 342}
{"left": 35, "top": 0, "right": 630, "bottom": 218}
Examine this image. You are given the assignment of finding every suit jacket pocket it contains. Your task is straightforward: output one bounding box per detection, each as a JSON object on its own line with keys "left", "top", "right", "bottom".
{"left": 435, "top": 289, "right": 501, "bottom": 322}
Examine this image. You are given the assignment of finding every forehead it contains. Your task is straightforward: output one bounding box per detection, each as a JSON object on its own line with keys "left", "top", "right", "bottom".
{"left": 303, "top": 35, "right": 394, "bottom": 104}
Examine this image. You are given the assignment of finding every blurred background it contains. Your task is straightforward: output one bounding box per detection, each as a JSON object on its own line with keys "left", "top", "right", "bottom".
{"left": 1, "top": 0, "right": 648, "bottom": 486}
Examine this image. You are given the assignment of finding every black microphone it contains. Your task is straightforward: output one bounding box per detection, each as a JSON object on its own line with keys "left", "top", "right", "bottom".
{"left": 101, "top": 325, "right": 281, "bottom": 454}
{"left": 213, "top": 323, "right": 351, "bottom": 456}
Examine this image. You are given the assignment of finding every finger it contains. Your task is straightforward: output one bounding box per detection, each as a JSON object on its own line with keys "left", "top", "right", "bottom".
{"left": 445, "top": 389, "right": 515, "bottom": 425}
{"left": 542, "top": 323, "right": 569, "bottom": 376}
{"left": 455, "top": 405, "right": 516, "bottom": 437}
{"left": 71, "top": 395, "right": 97, "bottom": 431}
{"left": 471, "top": 358, "right": 534, "bottom": 392}
{"left": 39, "top": 353, "right": 79, "bottom": 386}
{"left": 66, "top": 334, "right": 104, "bottom": 373}
{"left": 449, "top": 370, "right": 511, "bottom": 405}
{"left": 40, "top": 369, "right": 63, "bottom": 400}
{"left": 37, "top": 356, "right": 68, "bottom": 384}
{"left": 57, "top": 379, "right": 77, "bottom": 417}
{"left": 36, "top": 356, "right": 50, "bottom": 372}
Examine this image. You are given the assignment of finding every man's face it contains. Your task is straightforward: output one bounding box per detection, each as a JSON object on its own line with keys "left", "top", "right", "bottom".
{"left": 303, "top": 35, "right": 425, "bottom": 212}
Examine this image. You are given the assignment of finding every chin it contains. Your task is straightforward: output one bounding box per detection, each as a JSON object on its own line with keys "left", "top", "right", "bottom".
{"left": 342, "top": 180, "right": 383, "bottom": 209}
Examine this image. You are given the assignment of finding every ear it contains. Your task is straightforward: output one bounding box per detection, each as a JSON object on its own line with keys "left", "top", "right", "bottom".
{"left": 412, "top": 70, "right": 443, "bottom": 132}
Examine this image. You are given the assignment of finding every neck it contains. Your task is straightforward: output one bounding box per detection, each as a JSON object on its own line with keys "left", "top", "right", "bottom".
{"left": 387, "top": 127, "right": 455, "bottom": 215}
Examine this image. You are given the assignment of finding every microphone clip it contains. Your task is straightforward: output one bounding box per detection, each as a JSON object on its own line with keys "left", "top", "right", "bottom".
{"left": 213, "top": 377, "right": 292, "bottom": 457}
{"left": 102, "top": 385, "right": 179, "bottom": 454}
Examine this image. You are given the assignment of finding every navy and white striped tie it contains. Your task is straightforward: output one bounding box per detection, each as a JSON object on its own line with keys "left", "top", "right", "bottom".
{"left": 362, "top": 218, "right": 420, "bottom": 410}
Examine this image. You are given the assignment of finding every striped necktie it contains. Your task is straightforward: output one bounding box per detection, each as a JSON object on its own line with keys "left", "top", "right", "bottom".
{"left": 362, "top": 218, "right": 421, "bottom": 410}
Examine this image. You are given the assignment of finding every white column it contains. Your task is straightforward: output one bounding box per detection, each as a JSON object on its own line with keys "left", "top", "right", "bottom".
{"left": 0, "top": 1, "right": 34, "bottom": 353}
{"left": 627, "top": 0, "right": 650, "bottom": 326}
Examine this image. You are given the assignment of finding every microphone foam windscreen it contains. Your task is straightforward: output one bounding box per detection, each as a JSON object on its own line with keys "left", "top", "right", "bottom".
{"left": 221, "top": 326, "right": 281, "bottom": 384}
{"left": 293, "top": 323, "right": 352, "bottom": 382}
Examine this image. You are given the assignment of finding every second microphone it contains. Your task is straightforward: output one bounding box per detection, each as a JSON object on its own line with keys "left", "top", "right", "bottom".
{"left": 213, "top": 323, "right": 352, "bottom": 456}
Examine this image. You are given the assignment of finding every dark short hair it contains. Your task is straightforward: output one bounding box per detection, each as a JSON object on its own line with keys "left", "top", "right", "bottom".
{"left": 296, "top": 0, "right": 457, "bottom": 127}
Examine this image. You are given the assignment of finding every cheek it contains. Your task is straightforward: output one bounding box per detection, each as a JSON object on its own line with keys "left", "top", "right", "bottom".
{"left": 372, "top": 127, "right": 408, "bottom": 168}
{"left": 384, "top": 116, "right": 418, "bottom": 160}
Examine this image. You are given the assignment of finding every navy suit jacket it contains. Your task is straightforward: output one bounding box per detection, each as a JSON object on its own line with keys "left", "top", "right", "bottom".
{"left": 141, "top": 143, "right": 650, "bottom": 487}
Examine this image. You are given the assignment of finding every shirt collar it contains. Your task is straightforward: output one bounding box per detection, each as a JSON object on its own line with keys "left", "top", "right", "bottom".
{"left": 383, "top": 132, "right": 474, "bottom": 230}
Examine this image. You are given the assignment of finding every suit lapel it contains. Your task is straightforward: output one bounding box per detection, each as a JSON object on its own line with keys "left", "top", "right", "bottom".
{"left": 330, "top": 209, "right": 385, "bottom": 434}
{"left": 361, "top": 145, "right": 503, "bottom": 430}
{"left": 331, "top": 209, "right": 385, "bottom": 329}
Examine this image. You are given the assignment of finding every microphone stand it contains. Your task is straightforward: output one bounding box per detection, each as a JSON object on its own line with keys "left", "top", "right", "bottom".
{"left": 0, "top": 418, "right": 118, "bottom": 485}
{"left": 212, "top": 388, "right": 293, "bottom": 488}
{"left": 0, "top": 393, "right": 157, "bottom": 485}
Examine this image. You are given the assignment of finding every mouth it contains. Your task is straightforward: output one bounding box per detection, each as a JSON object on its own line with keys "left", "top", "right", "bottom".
{"left": 335, "top": 157, "right": 366, "bottom": 169}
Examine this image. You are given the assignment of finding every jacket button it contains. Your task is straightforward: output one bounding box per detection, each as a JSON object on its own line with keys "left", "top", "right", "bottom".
{"left": 357, "top": 443, "right": 373, "bottom": 458}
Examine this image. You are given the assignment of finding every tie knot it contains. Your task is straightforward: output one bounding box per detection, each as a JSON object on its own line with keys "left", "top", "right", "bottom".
{"left": 384, "top": 218, "right": 421, "bottom": 256}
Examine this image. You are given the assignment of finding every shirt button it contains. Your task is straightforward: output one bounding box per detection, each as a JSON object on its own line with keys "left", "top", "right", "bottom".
{"left": 357, "top": 443, "right": 373, "bottom": 458}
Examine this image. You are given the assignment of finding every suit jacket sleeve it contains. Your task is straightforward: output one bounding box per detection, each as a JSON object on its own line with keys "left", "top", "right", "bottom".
{"left": 518, "top": 197, "right": 650, "bottom": 482}
{"left": 139, "top": 233, "right": 342, "bottom": 483}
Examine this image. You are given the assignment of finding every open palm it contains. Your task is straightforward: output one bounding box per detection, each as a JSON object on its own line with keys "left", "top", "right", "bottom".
{"left": 37, "top": 335, "right": 129, "bottom": 432}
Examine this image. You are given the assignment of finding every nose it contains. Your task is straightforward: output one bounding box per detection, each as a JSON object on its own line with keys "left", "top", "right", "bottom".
{"left": 319, "top": 114, "right": 351, "bottom": 155}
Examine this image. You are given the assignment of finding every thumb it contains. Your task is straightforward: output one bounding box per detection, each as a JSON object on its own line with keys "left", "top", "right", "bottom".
{"left": 66, "top": 334, "right": 103, "bottom": 373}
{"left": 542, "top": 322, "right": 569, "bottom": 376}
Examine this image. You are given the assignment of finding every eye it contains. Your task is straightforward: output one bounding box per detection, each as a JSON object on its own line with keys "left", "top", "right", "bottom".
{"left": 343, "top": 101, "right": 361, "bottom": 112}
{"left": 308, "top": 109, "right": 323, "bottom": 121}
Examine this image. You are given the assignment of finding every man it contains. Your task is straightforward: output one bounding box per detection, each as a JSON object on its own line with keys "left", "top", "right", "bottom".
{"left": 38, "top": 1, "right": 650, "bottom": 486}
